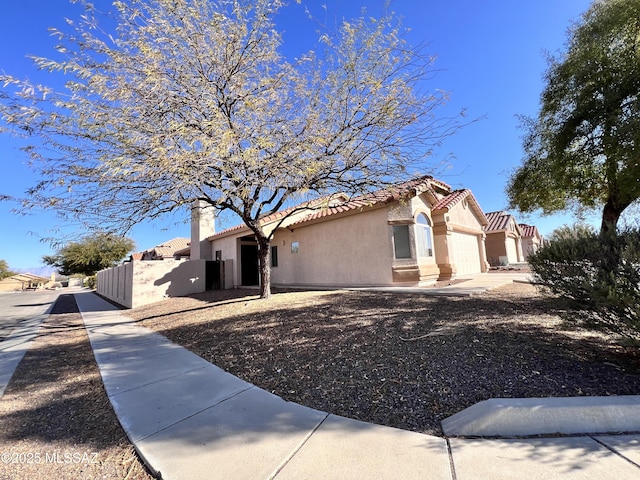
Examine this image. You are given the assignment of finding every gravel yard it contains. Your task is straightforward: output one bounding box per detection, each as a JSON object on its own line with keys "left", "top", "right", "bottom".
{"left": 129, "top": 282, "right": 640, "bottom": 436}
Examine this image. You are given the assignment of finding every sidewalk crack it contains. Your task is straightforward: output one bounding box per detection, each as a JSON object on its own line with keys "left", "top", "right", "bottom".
{"left": 446, "top": 438, "right": 458, "bottom": 480}
{"left": 590, "top": 436, "right": 640, "bottom": 469}
{"left": 270, "top": 413, "right": 330, "bottom": 479}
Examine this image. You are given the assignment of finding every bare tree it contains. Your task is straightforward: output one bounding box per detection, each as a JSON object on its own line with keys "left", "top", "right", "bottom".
{"left": 0, "top": 0, "right": 465, "bottom": 298}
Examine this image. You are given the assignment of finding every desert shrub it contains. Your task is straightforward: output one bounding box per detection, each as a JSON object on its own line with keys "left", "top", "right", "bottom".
{"left": 85, "top": 275, "right": 97, "bottom": 290}
{"left": 529, "top": 226, "right": 640, "bottom": 338}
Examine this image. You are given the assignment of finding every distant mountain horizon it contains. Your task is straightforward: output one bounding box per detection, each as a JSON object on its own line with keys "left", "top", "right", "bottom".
{"left": 14, "top": 266, "right": 57, "bottom": 278}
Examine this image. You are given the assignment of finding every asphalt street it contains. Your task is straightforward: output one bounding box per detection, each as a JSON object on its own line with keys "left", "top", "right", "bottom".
{"left": 0, "top": 290, "right": 61, "bottom": 397}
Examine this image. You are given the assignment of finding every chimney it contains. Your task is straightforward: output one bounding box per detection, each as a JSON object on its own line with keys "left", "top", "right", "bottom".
{"left": 190, "top": 200, "right": 215, "bottom": 260}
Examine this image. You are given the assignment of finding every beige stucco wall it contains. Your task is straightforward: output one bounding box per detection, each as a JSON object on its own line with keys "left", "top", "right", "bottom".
{"left": 208, "top": 190, "right": 489, "bottom": 287}
{"left": 486, "top": 232, "right": 524, "bottom": 265}
{"left": 97, "top": 259, "right": 206, "bottom": 308}
{"left": 97, "top": 263, "right": 134, "bottom": 307}
{"left": 431, "top": 197, "right": 487, "bottom": 279}
{"left": 485, "top": 233, "right": 506, "bottom": 265}
{"left": 521, "top": 237, "right": 540, "bottom": 260}
{"left": 208, "top": 235, "right": 238, "bottom": 286}
{"left": 270, "top": 206, "right": 394, "bottom": 286}
{"left": 0, "top": 278, "right": 27, "bottom": 292}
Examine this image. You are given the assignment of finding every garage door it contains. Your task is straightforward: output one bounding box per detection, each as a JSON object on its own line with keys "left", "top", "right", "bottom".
{"left": 505, "top": 238, "right": 518, "bottom": 264}
{"left": 451, "top": 232, "right": 482, "bottom": 276}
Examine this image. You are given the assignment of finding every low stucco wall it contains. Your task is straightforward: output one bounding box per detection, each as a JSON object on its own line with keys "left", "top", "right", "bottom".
{"left": 97, "top": 259, "right": 206, "bottom": 309}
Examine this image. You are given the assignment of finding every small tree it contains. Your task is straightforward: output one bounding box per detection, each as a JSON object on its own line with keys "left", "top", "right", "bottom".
{"left": 43, "top": 232, "right": 135, "bottom": 276}
{"left": 0, "top": 259, "right": 16, "bottom": 280}
{"left": 0, "top": 0, "right": 465, "bottom": 299}
{"left": 507, "top": 0, "right": 640, "bottom": 236}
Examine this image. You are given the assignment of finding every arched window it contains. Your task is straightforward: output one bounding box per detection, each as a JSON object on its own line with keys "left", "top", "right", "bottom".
{"left": 416, "top": 214, "right": 433, "bottom": 257}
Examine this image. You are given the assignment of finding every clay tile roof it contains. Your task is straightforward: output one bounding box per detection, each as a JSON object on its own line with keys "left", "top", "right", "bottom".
{"left": 173, "top": 246, "right": 192, "bottom": 257}
{"left": 484, "top": 211, "right": 512, "bottom": 232}
{"left": 208, "top": 175, "right": 453, "bottom": 239}
{"left": 143, "top": 237, "right": 190, "bottom": 258}
{"left": 432, "top": 189, "right": 470, "bottom": 211}
{"left": 519, "top": 224, "right": 539, "bottom": 238}
{"left": 288, "top": 175, "right": 451, "bottom": 227}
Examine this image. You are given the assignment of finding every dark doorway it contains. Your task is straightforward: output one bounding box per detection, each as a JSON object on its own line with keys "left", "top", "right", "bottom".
{"left": 206, "top": 261, "right": 221, "bottom": 290}
{"left": 240, "top": 244, "right": 259, "bottom": 286}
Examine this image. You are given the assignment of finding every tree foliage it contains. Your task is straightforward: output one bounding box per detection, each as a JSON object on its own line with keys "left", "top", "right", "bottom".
{"left": 507, "top": 0, "right": 640, "bottom": 235}
{"left": 0, "top": 0, "right": 465, "bottom": 298}
{"left": 42, "top": 232, "right": 135, "bottom": 276}
{"left": 545, "top": 222, "right": 596, "bottom": 242}
{"left": 0, "top": 259, "right": 16, "bottom": 280}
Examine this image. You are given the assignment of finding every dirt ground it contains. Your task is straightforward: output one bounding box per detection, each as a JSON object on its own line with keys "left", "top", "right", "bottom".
{"left": 0, "top": 294, "right": 153, "bottom": 480}
{"left": 128, "top": 282, "right": 640, "bottom": 436}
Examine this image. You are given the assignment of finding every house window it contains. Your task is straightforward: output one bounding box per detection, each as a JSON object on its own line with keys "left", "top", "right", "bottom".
{"left": 271, "top": 246, "right": 278, "bottom": 267}
{"left": 291, "top": 241, "right": 299, "bottom": 254}
{"left": 416, "top": 214, "right": 434, "bottom": 257}
{"left": 392, "top": 225, "right": 412, "bottom": 259}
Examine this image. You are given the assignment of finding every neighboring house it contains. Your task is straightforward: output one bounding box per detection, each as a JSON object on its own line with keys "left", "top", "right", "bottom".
{"left": 207, "top": 175, "right": 490, "bottom": 288}
{"left": 135, "top": 237, "right": 191, "bottom": 260}
{"left": 0, "top": 273, "right": 51, "bottom": 292}
{"left": 519, "top": 224, "right": 544, "bottom": 260}
{"left": 484, "top": 211, "right": 525, "bottom": 266}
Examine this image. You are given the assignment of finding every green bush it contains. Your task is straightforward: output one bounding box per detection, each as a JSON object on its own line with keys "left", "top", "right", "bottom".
{"left": 85, "top": 275, "right": 97, "bottom": 290}
{"left": 529, "top": 226, "right": 640, "bottom": 338}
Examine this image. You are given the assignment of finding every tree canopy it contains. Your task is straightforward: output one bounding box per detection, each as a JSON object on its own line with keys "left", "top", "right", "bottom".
{"left": 0, "top": 0, "right": 465, "bottom": 298}
{"left": 507, "top": 0, "right": 640, "bottom": 235}
{"left": 42, "top": 232, "right": 135, "bottom": 276}
{"left": 0, "top": 259, "right": 16, "bottom": 280}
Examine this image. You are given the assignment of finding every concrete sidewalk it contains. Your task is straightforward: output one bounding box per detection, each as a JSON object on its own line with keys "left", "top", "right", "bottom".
{"left": 75, "top": 291, "right": 640, "bottom": 480}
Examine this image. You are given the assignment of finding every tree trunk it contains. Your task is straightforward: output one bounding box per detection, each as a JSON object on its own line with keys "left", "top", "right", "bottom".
{"left": 256, "top": 235, "right": 271, "bottom": 300}
{"left": 600, "top": 197, "right": 623, "bottom": 237}
{"left": 598, "top": 197, "right": 625, "bottom": 279}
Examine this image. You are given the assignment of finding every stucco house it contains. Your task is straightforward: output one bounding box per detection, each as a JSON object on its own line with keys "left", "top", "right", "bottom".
{"left": 519, "top": 224, "right": 544, "bottom": 260}
{"left": 484, "top": 211, "right": 525, "bottom": 266}
{"left": 138, "top": 237, "right": 190, "bottom": 260}
{"left": 0, "top": 273, "right": 51, "bottom": 292}
{"left": 207, "top": 175, "right": 490, "bottom": 288}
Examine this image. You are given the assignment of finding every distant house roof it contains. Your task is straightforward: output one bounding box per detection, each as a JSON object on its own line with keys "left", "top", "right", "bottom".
{"left": 133, "top": 237, "right": 191, "bottom": 260}
{"left": 484, "top": 211, "right": 522, "bottom": 235}
{"left": 432, "top": 189, "right": 488, "bottom": 225}
{"left": 153, "top": 238, "right": 190, "bottom": 258}
{"left": 0, "top": 273, "right": 50, "bottom": 285}
{"left": 208, "top": 175, "right": 485, "bottom": 240}
{"left": 519, "top": 223, "right": 541, "bottom": 239}
{"left": 173, "top": 245, "right": 192, "bottom": 258}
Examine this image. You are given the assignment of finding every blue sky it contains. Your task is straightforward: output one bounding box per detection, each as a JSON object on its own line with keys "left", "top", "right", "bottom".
{"left": 0, "top": 0, "right": 595, "bottom": 270}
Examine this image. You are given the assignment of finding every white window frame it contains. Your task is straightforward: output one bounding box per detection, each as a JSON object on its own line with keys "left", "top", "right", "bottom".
{"left": 416, "top": 213, "right": 434, "bottom": 258}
